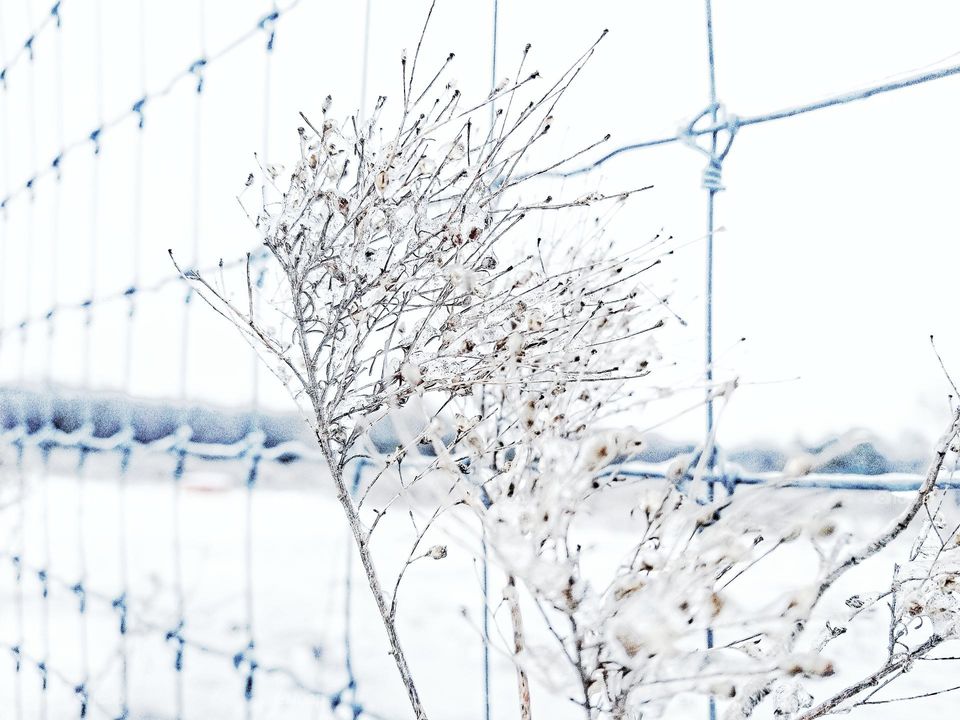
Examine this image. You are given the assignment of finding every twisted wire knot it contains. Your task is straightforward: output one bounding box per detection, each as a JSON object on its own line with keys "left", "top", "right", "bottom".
{"left": 72, "top": 582, "right": 87, "bottom": 613}
{"left": 132, "top": 97, "right": 147, "bottom": 129}
{"left": 716, "top": 467, "right": 738, "bottom": 496}
{"left": 166, "top": 620, "right": 186, "bottom": 671}
{"left": 112, "top": 593, "right": 128, "bottom": 634}
{"left": 233, "top": 641, "right": 257, "bottom": 700}
{"left": 75, "top": 683, "right": 89, "bottom": 717}
{"left": 329, "top": 689, "right": 364, "bottom": 718}
{"left": 259, "top": 10, "right": 280, "bottom": 52}
{"left": 680, "top": 103, "right": 739, "bottom": 192}
{"left": 89, "top": 126, "right": 103, "bottom": 155}
{"left": 188, "top": 58, "right": 207, "bottom": 94}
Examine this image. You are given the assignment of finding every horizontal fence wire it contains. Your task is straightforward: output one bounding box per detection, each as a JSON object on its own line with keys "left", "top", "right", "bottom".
{"left": 0, "top": 247, "right": 271, "bottom": 340}
{"left": 0, "top": 1, "right": 62, "bottom": 88}
{"left": 0, "top": 0, "right": 301, "bottom": 213}
{"left": 552, "top": 58, "right": 960, "bottom": 178}
{"left": 0, "top": 401, "right": 944, "bottom": 492}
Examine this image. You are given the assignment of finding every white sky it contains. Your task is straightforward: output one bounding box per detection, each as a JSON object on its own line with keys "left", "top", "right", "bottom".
{"left": 2, "top": 0, "right": 960, "bottom": 453}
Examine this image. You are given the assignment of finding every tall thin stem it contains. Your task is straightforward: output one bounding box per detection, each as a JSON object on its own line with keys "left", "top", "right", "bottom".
{"left": 287, "top": 263, "right": 429, "bottom": 719}
{"left": 325, "top": 450, "right": 429, "bottom": 719}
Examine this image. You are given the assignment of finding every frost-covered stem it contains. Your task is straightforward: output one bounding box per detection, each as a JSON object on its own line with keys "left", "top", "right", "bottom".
{"left": 793, "top": 634, "right": 943, "bottom": 720}
{"left": 886, "top": 563, "right": 900, "bottom": 658}
{"left": 286, "top": 264, "right": 428, "bottom": 718}
{"left": 507, "top": 576, "right": 533, "bottom": 720}
{"left": 325, "top": 451, "right": 429, "bottom": 720}
{"left": 570, "top": 616, "right": 594, "bottom": 720}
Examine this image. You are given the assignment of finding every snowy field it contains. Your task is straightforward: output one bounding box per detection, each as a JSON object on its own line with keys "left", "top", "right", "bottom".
{"left": 2, "top": 443, "right": 960, "bottom": 720}
{"left": 0, "top": 445, "right": 592, "bottom": 720}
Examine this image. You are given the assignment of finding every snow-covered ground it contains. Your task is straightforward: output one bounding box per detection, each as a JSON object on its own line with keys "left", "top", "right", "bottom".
{"left": 1, "top": 445, "right": 959, "bottom": 720}
{"left": 0, "top": 446, "right": 556, "bottom": 720}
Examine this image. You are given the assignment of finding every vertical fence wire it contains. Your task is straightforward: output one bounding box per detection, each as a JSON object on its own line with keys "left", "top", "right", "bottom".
{"left": 15, "top": 2, "right": 39, "bottom": 717}
{"left": 343, "top": 460, "right": 367, "bottom": 716}
{"left": 703, "top": 2, "right": 720, "bottom": 719}
{"left": 72, "top": 0, "right": 108, "bottom": 713}
{"left": 703, "top": 0, "right": 718, "bottom": 456}
{"left": 89, "top": 2, "right": 107, "bottom": 700}
{"left": 37, "top": 4, "right": 66, "bottom": 717}
{"left": 112, "top": 2, "right": 150, "bottom": 716}
{"left": 358, "top": 0, "right": 372, "bottom": 121}
{"left": 0, "top": 35, "right": 5, "bottom": 713}
{"left": 481, "top": 3, "right": 498, "bottom": 719}
{"left": 0, "top": 2, "right": 5, "bottom": 375}
{"left": 170, "top": 3, "right": 211, "bottom": 715}
{"left": 233, "top": 3, "right": 284, "bottom": 712}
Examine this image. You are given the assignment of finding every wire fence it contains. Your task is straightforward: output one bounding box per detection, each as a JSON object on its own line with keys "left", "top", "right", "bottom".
{"left": 0, "top": 1, "right": 390, "bottom": 717}
{"left": 1, "top": 0, "right": 959, "bottom": 718}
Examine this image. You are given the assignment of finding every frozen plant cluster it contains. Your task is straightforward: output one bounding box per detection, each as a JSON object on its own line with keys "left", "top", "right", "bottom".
{"left": 182, "top": 7, "right": 960, "bottom": 719}
{"left": 181, "top": 14, "right": 656, "bottom": 717}
{"left": 458, "top": 396, "right": 960, "bottom": 719}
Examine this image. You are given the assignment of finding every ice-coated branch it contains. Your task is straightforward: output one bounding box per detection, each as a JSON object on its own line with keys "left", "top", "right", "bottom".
{"left": 794, "top": 634, "right": 944, "bottom": 720}
{"left": 814, "top": 406, "right": 960, "bottom": 606}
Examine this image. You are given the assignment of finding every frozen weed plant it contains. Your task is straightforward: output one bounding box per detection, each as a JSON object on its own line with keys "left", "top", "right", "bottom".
{"left": 174, "top": 11, "right": 656, "bottom": 718}
{"left": 465, "top": 400, "right": 960, "bottom": 719}
{"left": 176, "top": 5, "right": 960, "bottom": 718}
